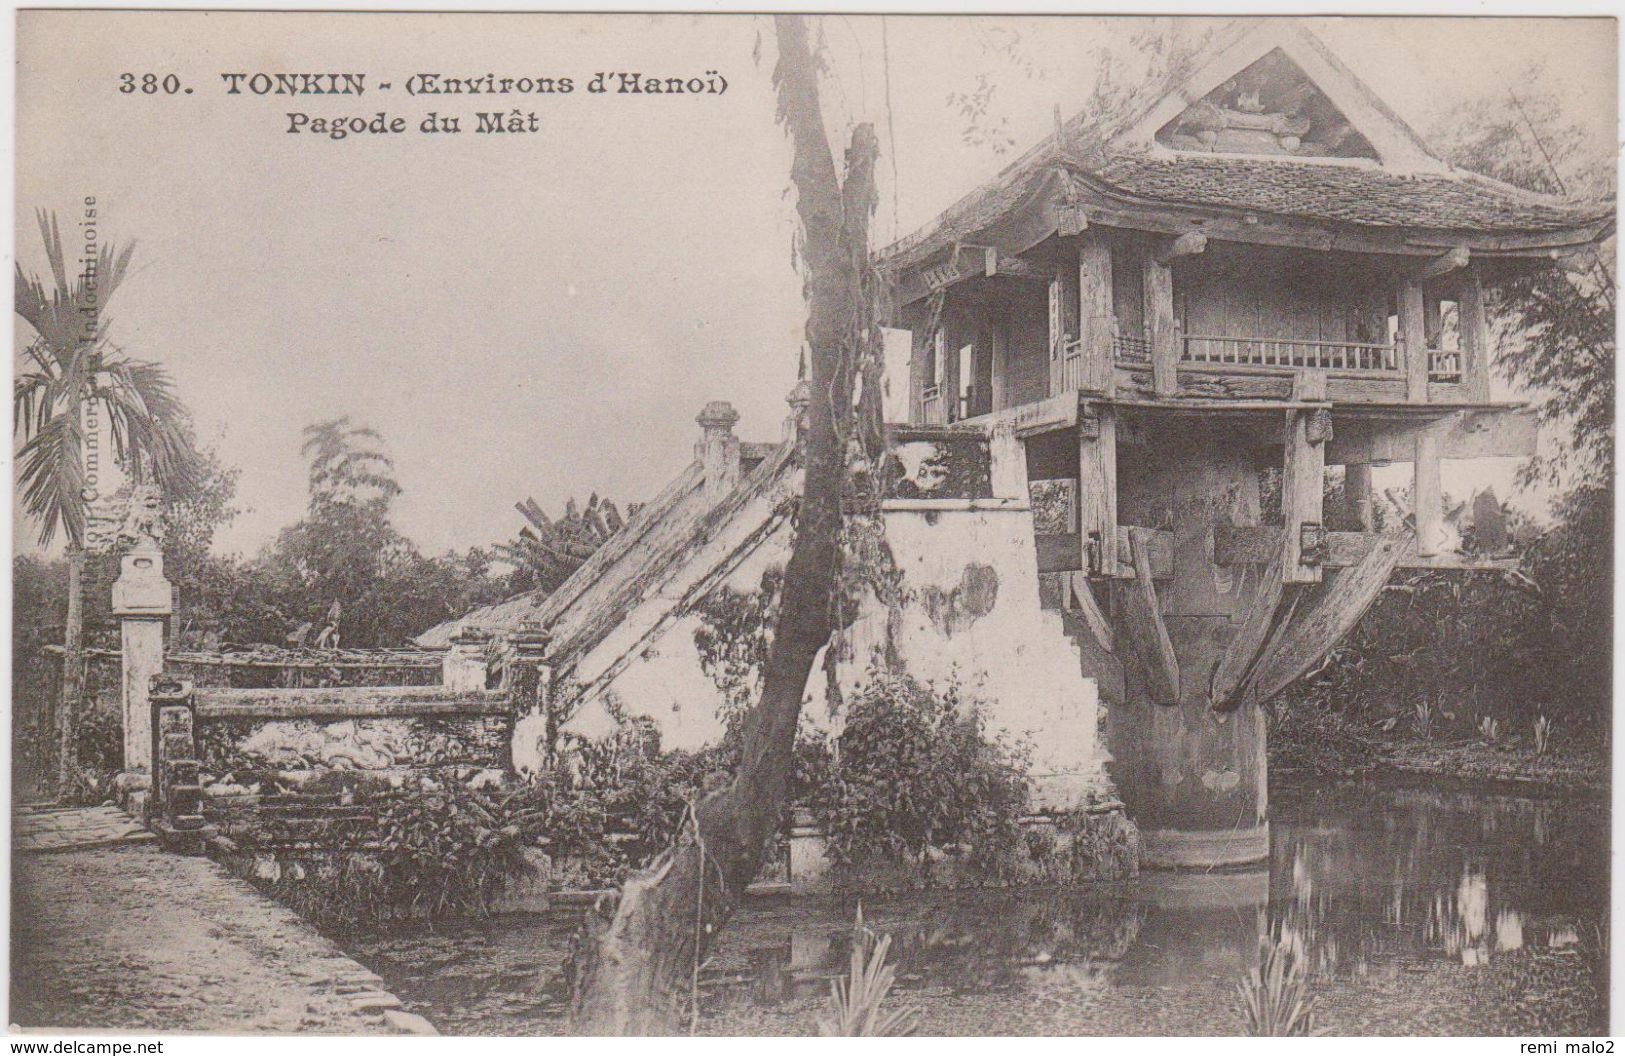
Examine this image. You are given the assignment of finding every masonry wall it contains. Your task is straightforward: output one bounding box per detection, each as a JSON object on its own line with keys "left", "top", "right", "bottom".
{"left": 560, "top": 465, "right": 1109, "bottom": 809}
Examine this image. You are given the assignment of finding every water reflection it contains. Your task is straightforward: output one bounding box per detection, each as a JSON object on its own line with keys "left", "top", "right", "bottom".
{"left": 1268, "top": 778, "right": 1603, "bottom": 982}
{"left": 343, "top": 774, "right": 1606, "bottom": 1035}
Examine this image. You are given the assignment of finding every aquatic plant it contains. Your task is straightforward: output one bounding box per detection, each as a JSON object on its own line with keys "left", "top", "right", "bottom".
{"left": 818, "top": 906, "right": 919, "bottom": 1036}
{"left": 1534, "top": 714, "right": 1555, "bottom": 755}
{"left": 1237, "top": 935, "right": 1319, "bottom": 1036}
{"left": 1413, "top": 698, "right": 1434, "bottom": 740}
{"left": 1477, "top": 715, "right": 1500, "bottom": 745}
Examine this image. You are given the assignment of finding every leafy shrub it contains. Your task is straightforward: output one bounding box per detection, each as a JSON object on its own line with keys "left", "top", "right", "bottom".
{"left": 370, "top": 774, "right": 539, "bottom": 919}
{"left": 235, "top": 770, "right": 541, "bottom": 928}
{"left": 55, "top": 707, "right": 124, "bottom": 806}
{"left": 809, "top": 673, "right": 1030, "bottom": 881}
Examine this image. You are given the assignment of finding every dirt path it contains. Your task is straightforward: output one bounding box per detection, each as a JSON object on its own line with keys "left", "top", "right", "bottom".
{"left": 12, "top": 832, "right": 434, "bottom": 1035}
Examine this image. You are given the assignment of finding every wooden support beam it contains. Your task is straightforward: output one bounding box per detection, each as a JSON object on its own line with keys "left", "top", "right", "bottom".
{"left": 1458, "top": 266, "right": 1491, "bottom": 402}
{"left": 1209, "top": 553, "right": 1285, "bottom": 712}
{"left": 1344, "top": 462, "right": 1374, "bottom": 531}
{"left": 1400, "top": 279, "right": 1429, "bottom": 403}
{"left": 1114, "top": 526, "right": 1174, "bottom": 578}
{"left": 1281, "top": 399, "right": 1326, "bottom": 584}
{"left": 1079, "top": 406, "right": 1117, "bottom": 575}
{"left": 1156, "top": 230, "right": 1208, "bottom": 265}
{"left": 1144, "top": 254, "right": 1178, "bottom": 397}
{"left": 1414, "top": 427, "right": 1444, "bottom": 557}
{"left": 1068, "top": 573, "right": 1115, "bottom": 654}
{"left": 1327, "top": 408, "right": 1537, "bottom": 464}
{"left": 1119, "top": 527, "right": 1180, "bottom": 705}
{"left": 1214, "top": 525, "right": 1518, "bottom": 571}
{"left": 1417, "top": 245, "right": 1471, "bottom": 283}
{"left": 1241, "top": 532, "right": 1411, "bottom": 706}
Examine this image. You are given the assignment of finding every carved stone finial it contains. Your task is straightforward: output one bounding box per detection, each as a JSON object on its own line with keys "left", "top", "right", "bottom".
{"left": 696, "top": 400, "right": 741, "bottom": 432}
{"left": 117, "top": 482, "right": 164, "bottom": 551}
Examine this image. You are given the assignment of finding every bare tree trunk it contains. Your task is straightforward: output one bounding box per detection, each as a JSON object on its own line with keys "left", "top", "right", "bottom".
{"left": 56, "top": 546, "right": 85, "bottom": 793}
{"left": 568, "top": 14, "right": 879, "bottom": 1034}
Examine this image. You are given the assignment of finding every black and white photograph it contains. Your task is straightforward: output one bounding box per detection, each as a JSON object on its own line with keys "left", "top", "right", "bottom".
{"left": 8, "top": 7, "right": 1617, "bottom": 1039}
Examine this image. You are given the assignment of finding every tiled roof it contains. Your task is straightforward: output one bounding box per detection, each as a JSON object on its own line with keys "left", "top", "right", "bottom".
{"left": 1092, "top": 154, "right": 1610, "bottom": 233}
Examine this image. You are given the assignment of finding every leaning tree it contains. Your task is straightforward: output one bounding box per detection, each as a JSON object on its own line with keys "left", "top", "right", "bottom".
{"left": 14, "top": 209, "right": 200, "bottom": 790}
{"left": 568, "top": 14, "right": 884, "bottom": 1032}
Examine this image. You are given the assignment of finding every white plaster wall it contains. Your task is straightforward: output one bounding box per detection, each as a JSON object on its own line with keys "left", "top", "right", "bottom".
{"left": 843, "top": 505, "right": 1107, "bottom": 808}
{"left": 557, "top": 498, "right": 1108, "bottom": 807}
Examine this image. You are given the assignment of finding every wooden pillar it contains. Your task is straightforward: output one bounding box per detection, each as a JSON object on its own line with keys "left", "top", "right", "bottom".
{"left": 990, "top": 321, "right": 1008, "bottom": 411}
{"left": 908, "top": 325, "right": 925, "bottom": 423}
{"left": 1107, "top": 421, "right": 1269, "bottom": 868}
{"left": 1400, "top": 279, "right": 1428, "bottom": 403}
{"left": 1079, "top": 406, "right": 1118, "bottom": 577}
{"left": 1282, "top": 372, "right": 1327, "bottom": 583}
{"left": 1078, "top": 236, "right": 1115, "bottom": 392}
{"left": 1414, "top": 427, "right": 1444, "bottom": 557}
{"left": 1458, "top": 266, "right": 1491, "bottom": 402}
{"left": 1344, "top": 462, "right": 1374, "bottom": 531}
{"left": 1145, "top": 253, "right": 1177, "bottom": 396}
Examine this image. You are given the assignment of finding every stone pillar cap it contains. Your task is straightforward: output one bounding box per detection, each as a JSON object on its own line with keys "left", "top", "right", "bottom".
{"left": 696, "top": 401, "right": 741, "bottom": 430}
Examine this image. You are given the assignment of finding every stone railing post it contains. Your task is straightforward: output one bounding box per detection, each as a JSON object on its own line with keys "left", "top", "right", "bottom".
{"left": 112, "top": 533, "right": 173, "bottom": 792}
{"left": 442, "top": 628, "right": 491, "bottom": 691}
{"left": 149, "top": 676, "right": 213, "bottom": 854}
{"left": 696, "top": 400, "right": 742, "bottom": 501}
{"left": 506, "top": 622, "right": 555, "bottom": 776}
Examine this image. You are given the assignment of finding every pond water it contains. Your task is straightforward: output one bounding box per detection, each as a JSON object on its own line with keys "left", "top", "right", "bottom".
{"left": 340, "top": 773, "right": 1609, "bottom": 1035}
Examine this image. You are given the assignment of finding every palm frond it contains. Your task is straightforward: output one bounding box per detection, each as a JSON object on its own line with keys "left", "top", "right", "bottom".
{"left": 17, "top": 412, "right": 86, "bottom": 547}
{"left": 98, "top": 355, "right": 202, "bottom": 496}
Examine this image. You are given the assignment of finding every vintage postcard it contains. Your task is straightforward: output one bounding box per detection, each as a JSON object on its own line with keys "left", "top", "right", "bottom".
{"left": 10, "top": 8, "right": 1616, "bottom": 1039}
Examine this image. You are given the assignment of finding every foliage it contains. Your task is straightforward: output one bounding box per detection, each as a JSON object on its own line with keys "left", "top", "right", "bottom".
{"left": 47, "top": 707, "right": 124, "bottom": 806}
{"left": 1265, "top": 699, "right": 1380, "bottom": 775}
{"left": 369, "top": 775, "right": 540, "bottom": 920}
{"left": 497, "top": 494, "right": 627, "bottom": 596}
{"left": 14, "top": 210, "right": 203, "bottom": 548}
{"left": 808, "top": 672, "right": 1031, "bottom": 880}
{"left": 818, "top": 906, "right": 918, "bottom": 1036}
{"left": 245, "top": 419, "right": 515, "bottom": 648}
{"left": 1275, "top": 564, "right": 1607, "bottom": 753}
{"left": 1237, "top": 935, "right": 1319, "bottom": 1037}
{"left": 1477, "top": 715, "right": 1500, "bottom": 745}
{"left": 692, "top": 568, "right": 783, "bottom": 745}
{"left": 1533, "top": 715, "right": 1555, "bottom": 756}
{"left": 240, "top": 772, "right": 541, "bottom": 928}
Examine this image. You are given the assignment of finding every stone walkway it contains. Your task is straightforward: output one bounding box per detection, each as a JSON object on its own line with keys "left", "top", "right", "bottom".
{"left": 12, "top": 807, "right": 436, "bottom": 1035}
{"left": 13, "top": 805, "right": 155, "bottom": 853}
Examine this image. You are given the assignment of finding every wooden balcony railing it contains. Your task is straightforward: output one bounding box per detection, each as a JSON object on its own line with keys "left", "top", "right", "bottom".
{"left": 1112, "top": 331, "right": 1152, "bottom": 362}
{"left": 1181, "top": 335, "right": 1401, "bottom": 373}
{"left": 920, "top": 386, "right": 946, "bottom": 426}
{"left": 1427, "top": 350, "right": 1463, "bottom": 383}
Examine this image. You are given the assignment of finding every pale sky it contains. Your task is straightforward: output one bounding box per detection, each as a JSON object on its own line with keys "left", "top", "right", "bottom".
{"left": 14, "top": 13, "right": 1617, "bottom": 559}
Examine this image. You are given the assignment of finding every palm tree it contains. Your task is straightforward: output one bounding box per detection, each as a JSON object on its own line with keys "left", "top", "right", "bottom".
{"left": 14, "top": 209, "right": 200, "bottom": 792}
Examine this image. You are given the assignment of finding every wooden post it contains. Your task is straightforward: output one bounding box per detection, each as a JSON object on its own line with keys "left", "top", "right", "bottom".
{"left": 1414, "top": 427, "right": 1444, "bottom": 557}
{"left": 1078, "top": 236, "right": 1114, "bottom": 392}
{"left": 1144, "top": 253, "right": 1177, "bottom": 397}
{"left": 1344, "top": 462, "right": 1374, "bottom": 531}
{"left": 990, "top": 321, "right": 1008, "bottom": 411}
{"left": 1078, "top": 405, "right": 1118, "bottom": 577}
{"left": 1458, "top": 266, "right": 1491, "bottom": 402}
{"left": 1282, "top": 372, "right": 1327, "bottom": 583}
{"left": 1400, "top": 279, "right": 1428, "bottom": 403}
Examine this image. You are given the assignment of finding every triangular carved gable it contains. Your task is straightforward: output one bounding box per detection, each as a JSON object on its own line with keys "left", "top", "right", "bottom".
{"left": 1155, "top": 48, "right": 1376, "bottom": 160}
{"left": 1109, "top": 21, "right": 1452, "bottom": 176}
